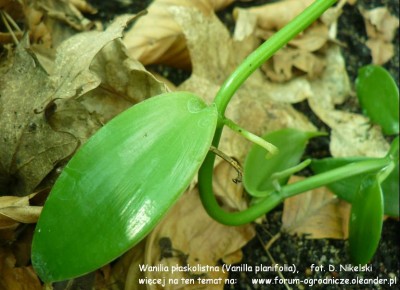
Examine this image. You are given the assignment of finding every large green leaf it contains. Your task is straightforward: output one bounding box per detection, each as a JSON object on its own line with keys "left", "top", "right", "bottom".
{"left": 243, "top": 128, "right": 324, "bottom": 197}
{"left": 356, "top": 65, "right": 399, "bottom": 135}
{"left": 349, "top": 175, "right": 383, "bottom": 264}
{"left": 31, "top": 92, "right": 217, "bottom": 282}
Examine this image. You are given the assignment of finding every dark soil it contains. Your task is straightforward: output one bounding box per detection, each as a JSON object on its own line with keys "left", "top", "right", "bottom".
{"left": 86, "top": 1, "right": 399, "bottom": 289}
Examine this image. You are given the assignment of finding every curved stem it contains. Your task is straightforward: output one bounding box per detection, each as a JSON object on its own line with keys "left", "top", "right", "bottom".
{"left": 199, "top": 156, "right": 391, "bottom": 226}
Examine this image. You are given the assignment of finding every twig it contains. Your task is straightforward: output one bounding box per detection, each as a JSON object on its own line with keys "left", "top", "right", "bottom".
{"left": 209, "top": 146, "right": 243, "bottom": 183}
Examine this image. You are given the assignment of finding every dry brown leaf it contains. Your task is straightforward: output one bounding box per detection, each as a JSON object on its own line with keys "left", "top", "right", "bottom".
{"left": 281, "top": 176, "right": 351, "bottom": 239}
{"left": 232, "top": 6, "right": 257, "bottom": 42}
{"left": 308, "top": 46, "right": 350, "bottom": 109}
{"left": 262, "top": 47, "right": 326, "bottom": 82}
{"left": 80, "top": 39, "right": 169, "bottom": 123}
{"left": 365, "top": 38, "right": 395, "bottom": 65}
{"left": 320, "top": 110, "right": 390, "bottom": 157}
{"left": 123, "top": 0, "right": 235, "bottom": 68}
{"left": 24, "top": 0, "right": 96, "bottom": 48}
{"left": 0, "top": 194, "right": 41, "bottom": 229}
{"left": 0, "top": 247, "right": 41, "bottom": 290}
{"left": 361, "top": 6, "right": 399, "bottom": 42}
{"left": 360, "top": 6, "right": 399, "bottom": 64}
{"left": 0, "top": 42, "right": 78, "bottom": 196}
{"left": 46, "top": 99, "right": 102, "bottom": 142}
{"left": 50, "top": 15, "right": 136, "bottom": 101}
{"left": 234, "top": 0, "right": 333, "bottom": 82}
{"left": 0, "top": 16, "right": 167, "bottom": 196}
{"left": 307, "top": 46, "right": 390, "bottom": 158}
{"left": 288, "top": 24, "right": 330, "bottom": 52}
{"left": 70, "top": 0, "right": 97, "bottom": 14}
{"left": 140, "top": 188, "right": 254, "bottom": 290}
{"left": 236, "top": 0, "right": 315, "bottom": 31}
{"left": 1, "top": 18, "right": 136, "bottom": 195}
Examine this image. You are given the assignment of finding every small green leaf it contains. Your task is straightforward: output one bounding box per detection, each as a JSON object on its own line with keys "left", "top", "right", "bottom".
{"left": 349, "top": 175, "right": 383, "bottom": 264}
{"left": 311, "top": 157, "right": 399, "bottom": 217}
{"left": 244, "top": 128, "right": 324, "bottom": 197}
{"left": 356, "top": 65, "right": 399, "bottom": 135}
{"left": 31, "top": 92, "right": 217, "bottom": 282}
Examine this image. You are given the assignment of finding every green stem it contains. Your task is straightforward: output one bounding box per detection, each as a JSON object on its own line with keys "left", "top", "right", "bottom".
{"left": 199, "top": 0, "right": 338, "bottom": 225}
{"left": 223, "top": 118, "right": 278, "bottom": 155}
{"left": 199, "top": 156, "right": 390, "bottom": 226}
{"left": 279, "top": 158, "right": 389, "bottom": 199}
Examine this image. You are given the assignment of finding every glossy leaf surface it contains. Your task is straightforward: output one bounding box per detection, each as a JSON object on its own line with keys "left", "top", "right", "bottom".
{"left": 349, "top": 175, "right": 383, "bottom": 264}
{"left": 356, "top": 65, "right": 399, "bottom": 135}
{"left": 31, "top": 92, "right": 217, "bottom": 282}
{"left": 311, "top": 157, "right": 399, "bottom": 217}
{"left": 244, "top": 128, "right": 324, "bottom": 197}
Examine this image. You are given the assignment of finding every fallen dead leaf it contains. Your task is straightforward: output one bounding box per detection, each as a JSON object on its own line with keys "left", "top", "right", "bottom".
{"left": 0, "top": 41, "right": 78, "bottom": 196}
{"left": 123, "top": 0, "right": 235, "bottom": 69}
{"left": 0, "top": 0, "right": 96, "bottom": 48}
{"left": 0, "top": 15, "right": 167, "bottom": 196}
{"left": 361, "top": 6, "right": 399, "bottom": 42}
{"left": 0, "top": 247, "right": 41, "bottom": 290}
{"left": 360, "top": 6, "right": 399, "bottom": 64}
{"left": 0, "top": 193, "right": 42, "bottom": 229}
{"left": 70, "top": 0, "right": 97, "bottom": 14}
{"left": 80, "top": 38, "right": 169, "bottom": 123}
{"left": 26, "top": 0, "right": 96, "bottom": 47}
{"left": 46, "top": 99, "right": 101, "bottom": 141}
{"left": 234, "top": 0, "right": 335, "bottom": 82}
{"left": 262, "top": 46, "right": 326, "bottom": 82}
{"left": 281, "top": 176, "right": 351, "bottom": 239}
{"left": 365, "top": 38, "right": 395, "bottom": 66}
{"left": 50, "top": 15, "right": 136, "bottom": 101}
{"left": 307, "top": 45, "right": 390, "bottom": 158}
{"left": 319, "top": 110, "right": 390, "bottom": 158}
{"left": 236, "top": 0, "right": 315, "bottom": 31}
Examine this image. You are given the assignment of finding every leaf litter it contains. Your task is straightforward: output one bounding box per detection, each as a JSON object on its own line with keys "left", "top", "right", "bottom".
{"left": 123, "top": 0, "right": 235, "bottom": 69}
{"left": 360, "top": 6, "right": 399, "bottom": 65}
{"left": 281, "top": 176, "right": 350, "bottom": 240}
{"left": 0, "top": 0, "right": 397, "bottom": 288}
